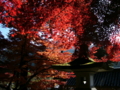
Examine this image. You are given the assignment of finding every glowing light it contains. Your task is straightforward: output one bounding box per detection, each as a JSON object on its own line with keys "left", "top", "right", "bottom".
{"left": 83, "top": 81, "right": 87, "bottom": 84}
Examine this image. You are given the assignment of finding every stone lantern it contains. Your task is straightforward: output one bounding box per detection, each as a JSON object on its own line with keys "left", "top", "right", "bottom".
{"left": 52, "top": 57, "right": 113, "bottom": 90}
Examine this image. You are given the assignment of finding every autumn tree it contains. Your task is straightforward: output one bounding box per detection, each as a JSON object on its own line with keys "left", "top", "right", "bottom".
{"left": 0, "top": 0, "right": 77, "bottom": 89}
{"left": 0, "top": 0, "right": 120, "bottom": 89}
{"left": 0, "top": 29, "right": 73, "bottom": 90}
{"left": 84, "top": 0, "right": 120, "bottom": 63}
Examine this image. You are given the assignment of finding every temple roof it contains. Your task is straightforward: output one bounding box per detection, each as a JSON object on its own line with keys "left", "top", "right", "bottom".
{"left": 66, "top": 69, "right": 120, "bottom": 87}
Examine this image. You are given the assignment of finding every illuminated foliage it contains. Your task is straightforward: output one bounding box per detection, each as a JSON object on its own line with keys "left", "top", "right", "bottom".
{"left": 1, "top": 0, "right": 120, "bottom": 89}
{"left": 0, "top": 30, "right": 73, "bottom": 90}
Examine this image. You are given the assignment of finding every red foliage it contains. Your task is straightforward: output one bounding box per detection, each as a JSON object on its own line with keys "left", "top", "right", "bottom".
{"left": 89, "top": 42, "right": 120, "bottom": 62}
{"left": 0, "top": 0, "right": 95, "bottom": 50}
{"left": 1, "top": 0, "right": 120, "bottom": 89}
{"left": 0, "top": 29, "right": 74, "bottom": 90}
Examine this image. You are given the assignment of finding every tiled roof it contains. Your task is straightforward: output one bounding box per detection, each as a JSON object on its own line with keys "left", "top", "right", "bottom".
{"left": 66, "top": 77, "right": 76, "bottom": 86}
{"left": 66, "top": 70, "right": 120, "bottom": 87}
{"left": 94, "top": 71, "right": 120, "bottom": 87}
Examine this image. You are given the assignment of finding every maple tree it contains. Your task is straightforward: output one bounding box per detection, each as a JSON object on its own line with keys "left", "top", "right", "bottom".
{"left": 0, "top": 0, "right": 120, "bottom": 89}
{"left": 86, "top": 0, "right": 120, "bottom": 63}
{"left": 0, "top": 1, "right": 92, "bottom": 89}
{"left": 0, "top": 0, "right": 95, "bottom": 49}
{"left": 0, "top": 30, "right": 73, "bottom": 90}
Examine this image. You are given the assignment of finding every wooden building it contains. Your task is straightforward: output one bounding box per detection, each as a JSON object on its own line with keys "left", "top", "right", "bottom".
{"left": 65, "top": 69, "right": 120, "bottom": 90}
